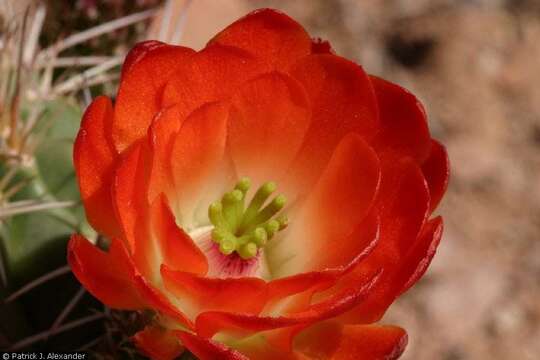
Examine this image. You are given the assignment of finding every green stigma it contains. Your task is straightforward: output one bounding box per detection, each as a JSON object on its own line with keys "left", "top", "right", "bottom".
{"left": 208, "top": 177, "right": 288, "bottom": 259}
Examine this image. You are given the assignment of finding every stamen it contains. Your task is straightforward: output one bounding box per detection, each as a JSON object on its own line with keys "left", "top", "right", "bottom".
{"left": 252, "top": 227, "right": 267, "bottom": 246}
{"left": 277, "top": 215, "right": 289, "bottom": 230}
{"left": 242, "top": 181, "right": 276, "bottom": 226}
{"left": 264, "top": 220, "right": 280, "bottom": 239}
{"left": 222, "top": 190, "right": 243, "bottom": 230}
{"left": 208, "top": 177, "right": 288, "bottom": 259}
{"left": 238, "top": 242, "right": 258, "bottom": 259}
{"left": 235, "top": 177, "right": 251, "bottom": 194}
{"left": 219, "top": 237, "right": 236, "bottom": 255}
{"left": 249, "top": 194, "right": 287, "bottom": 228}
{"left": 209, "top": 202, "right": 227, "bottom": 230}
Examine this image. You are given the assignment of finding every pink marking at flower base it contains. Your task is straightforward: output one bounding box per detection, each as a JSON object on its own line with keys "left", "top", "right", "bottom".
{"left": 197, "top": 231, "right": 260, "bottom": 279}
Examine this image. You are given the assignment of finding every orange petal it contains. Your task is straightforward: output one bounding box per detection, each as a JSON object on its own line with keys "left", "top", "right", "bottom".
{"left": 208, "top": 9, "right": 311, "bottom": 69}
{"left": 113, "top": 41, "right": 195, "bottom": 152}
{"left": 295, "top": 322, "right": 407, "bottom": 360}
{"left": 170, "top": 101, "right": 232, "bottom": 226}
{"left": 67, "top": 235, "right": 143, "bottom": 309}
{"left": 133, "top": 274, "right": 194, "bottom": 330}
{"left": 370, "top": 75, "right": 431, "bottom": 163}
{"left": 111, "top": 142, "right": 166, "bottom": 282}
{"left": 266, "top": 272, "right": 339, "bottom": 312}
{"left": 133, "top": 325, "right": 184, "bottom": 360}
{"left": 232, "top": 329, "right": 307, "bottom": 360}
{"left": 422, "top": 140, "right": 450, "bottom": 213}
{"left": 293, "top": 270, "right": 381, "bottom": 320}
{"left": 262, "top": 270, "right": 340, "bottom": 317}
{"left": 195, "top": 312, "right": 298, "bottom": 341}
{"left": 334, "top": 325, "right": 407, "bottom": 360}
{"left": 293, "top": 321, "right": 342, "bottom": 358}
{"left": 161, "top": 265, "right": 267, "bottom": 315}
{"left": 70, "top": 235, "right": 192, "bottom": 329}
{"left": 146, "top": 105, "right": 186, "bottom": 203}
{"left": 261, "top": 212, "right": 379, "bottom": 331}
{"left": 264, "top": 221, "right": 379, "bottom": 320}
{"left": 194, "top": 271, "right": 381, "bottom": 339}
{"left": 150, "top": 195, "right": 208, "bottom": 275}
{"left": 268, "top": 134, "right": 380, "bottom": 277}
{"left": 228, "top": 72, "right": 311, "bottom": 184}
{"left": 112, "top": 142, "right": 149, "bottom": 250}
{"left": 335, "top": 158, "right": 431, "bottom": 323}
{"left": 375, "top": 155, "right": 431, "bottom": 255}
{"left": 287, "top": 54, "right": 379, "bottom": 191}
{"left": 320, "top": 213, "right": 381, "bottom": 272}
{"left": 399, "top": 217, "right": 444, "bottom": 295}
{"left": 74, "top": 96, "right": 120, "bottom": 238}
{"left": 161, "top": 44, "right": 269, "bottom": 111}
{"left": 176, "top": 331, "right": 248, "bottom": 360}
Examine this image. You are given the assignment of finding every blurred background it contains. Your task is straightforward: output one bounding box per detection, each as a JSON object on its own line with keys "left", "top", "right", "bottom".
{"left": 0, "top": 0, "right": 538, "bottom": 359}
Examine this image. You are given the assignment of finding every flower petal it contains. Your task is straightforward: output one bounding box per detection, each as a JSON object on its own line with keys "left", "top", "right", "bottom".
{"left": 266, "top": 272, "right": 339, "bottom": 314}
{"left": 176, "top": 331, "right": 248, "bottom": 360}
{"left": 399, "top": 217, "right": 444, "bottom": 295}
{"left": 161, "top": 44, "right": 269, "bottom": 111}
{"left": 208, "top": 8, "right": 311, "bottom": 69}
{"left": 133, "top": 274, "right": 194, "bottom": 330}
{"left": 375, "top": 155, "right": 431, "bottom": 255}
{"left": 196, "top": 312, "right": 299, "bottom": 340}
{"left": 287, "top": 54, "right": 379, "bottom": 191}
{"left": 294, "top": 322, "right": 407, "bottom": 360}
{"left": 231, "top": 330, "right": 307, "bottom": 360}
{"left": 74, "top": 96, "right": 119, "bottom": 238}
{"left": 334, "top": 157, "right": 431, "bottom": 323}
{"left": 170, "top": 101, "right": 232, "bottom": 228}
{"left": 161, "top": 265, "right": 267, "bottom": 315}
{"left": 151, "top": 195, "right": 208, "bottom": 275}
{"left": 113, "top": 41, "right": 195, "bottom": 152}
{"left": 319, "top": 213, "right": 381, "bottom": 272}
{"left": 146, "top": 105, "right": 186, "bottom": 203}
{"left": 228, "top": 72, "right": 311, "bottom": 184}
{"left": 264, "top": 216, "right": 379, "bottom": 320}
{"left": 336, "top": 325, "right": 407, "bottom": 360}
{"left": 69, "top": 236, "right": 193, "bottom": 330}
{"left": 268, "top": 134, "right": 380, "bottom": 277}
{"left": 422, "top": 140, "right": 450, "bottom": 213}
{"left": 112, "top": 142, "right": 167, "bottom": 282}
{"left": 370, "top": 75, "right": 431, "bottom": 163}
{"left": 112, "top": 142, "right": 149, "bottom": 249}
{"left": 194, "top": 271, "right": 381, "bottom": 339}
{"left": 67, "top": 235, "right": 143, "bottom": 309}
{"left": 133, "top": 325, "right": 184, "bottom": 360}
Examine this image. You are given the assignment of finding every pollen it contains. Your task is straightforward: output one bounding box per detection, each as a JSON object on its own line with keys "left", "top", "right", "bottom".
{"left": 208, "top": 177, "right": 288, "bottom": 259}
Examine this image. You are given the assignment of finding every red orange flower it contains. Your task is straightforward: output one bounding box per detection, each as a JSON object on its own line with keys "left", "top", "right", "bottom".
{"left": 69, "top": 8, "right": 449, "bottom": 360}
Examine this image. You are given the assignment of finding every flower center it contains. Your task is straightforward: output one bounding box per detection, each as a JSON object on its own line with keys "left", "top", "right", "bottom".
{"left": 208, "top": 177, "right": 288, "bottom": 259}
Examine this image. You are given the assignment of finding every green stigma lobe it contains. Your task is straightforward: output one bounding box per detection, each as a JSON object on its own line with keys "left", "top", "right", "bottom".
{"left": 208, "top": 178, "right": 288, "bottom": 259}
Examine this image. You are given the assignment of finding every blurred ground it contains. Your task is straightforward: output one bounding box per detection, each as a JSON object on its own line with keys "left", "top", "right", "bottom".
{"left": 175, "top": 0, "right": 540, "bottom": 359}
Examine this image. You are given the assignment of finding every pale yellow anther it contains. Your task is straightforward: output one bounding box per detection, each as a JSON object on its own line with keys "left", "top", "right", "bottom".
{"left": 235, "top": 177, "right": 251, "bottom": 194}
{"left": 238, "top": 242, "right": 258, "bottom": 259}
